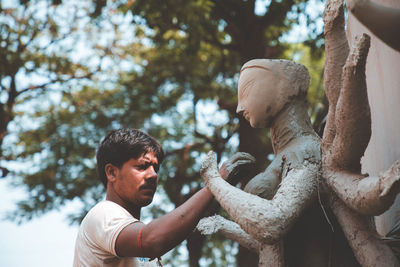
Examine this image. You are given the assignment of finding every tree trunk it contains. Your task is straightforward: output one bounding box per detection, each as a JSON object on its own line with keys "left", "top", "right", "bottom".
{"left": 187, "top": 231, "right": 206, "bottom": 267}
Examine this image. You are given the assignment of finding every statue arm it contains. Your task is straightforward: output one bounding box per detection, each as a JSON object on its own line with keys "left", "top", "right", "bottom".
{"left": 324, "top": 34, "right": 400, "bottom": 215}
{"left": 325, "top": 162, "right": 400, "bottom": 215}
{"left": 200, "top": 151, "right": 319, "bottom": 244}
{"left": 197, "top": 215, "right": 285, "bottom": 267}
{"left": 197, "top": 215, "right": 260, "bottom": 252}
{"left": 328, "top": 33, "right": 371, "bottom": 172}
{"left": 346, "top": 0, "right": 400, "bottom": 52}
{"left": 322, "top": 0, "right": 350, "bottom": 145}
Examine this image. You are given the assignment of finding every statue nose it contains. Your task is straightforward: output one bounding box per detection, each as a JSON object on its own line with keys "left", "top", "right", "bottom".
{"left": 236, "top": 104, "right": 244, "bottom": 115}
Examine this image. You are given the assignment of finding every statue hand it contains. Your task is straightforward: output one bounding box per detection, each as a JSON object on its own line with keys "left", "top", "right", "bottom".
{"left": 200, "top": 151, "right": 220, "bottom": 185}
{"left": 220, "top": 152, "right": 256, "bottom": 184}
{"left": 197, "top": 215, "right": 226, "bottom": 235}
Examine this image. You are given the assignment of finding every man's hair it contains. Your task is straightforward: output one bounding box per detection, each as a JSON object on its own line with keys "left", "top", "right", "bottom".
{"left": 96, "top": 128, "right": 164, "bottom": 187}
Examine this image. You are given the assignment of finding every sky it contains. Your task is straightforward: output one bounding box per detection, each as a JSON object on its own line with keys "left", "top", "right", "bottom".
{"left": 0, "top": 179, "right": 78, "bottom": 267}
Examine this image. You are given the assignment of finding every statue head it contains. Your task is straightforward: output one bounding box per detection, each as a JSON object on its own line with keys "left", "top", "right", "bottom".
{"left": 236, "top": 59, "right": 310, "bottom": 128}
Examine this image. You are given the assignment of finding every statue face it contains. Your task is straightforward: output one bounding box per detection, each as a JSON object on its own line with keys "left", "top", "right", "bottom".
{"left": 236, "top": 66, "right": 284, "bottom": 128}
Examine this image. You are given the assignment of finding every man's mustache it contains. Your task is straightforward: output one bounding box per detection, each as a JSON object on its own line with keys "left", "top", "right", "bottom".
{"left": 140, "top": 182, "right": 157, "bottom": 191}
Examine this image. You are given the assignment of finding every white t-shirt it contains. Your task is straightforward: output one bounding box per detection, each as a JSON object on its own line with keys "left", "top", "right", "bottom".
{"left": 73, "top": 200, "right": 157, "bottom": 267}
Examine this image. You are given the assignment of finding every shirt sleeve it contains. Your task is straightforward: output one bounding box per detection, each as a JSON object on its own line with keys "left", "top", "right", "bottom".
{"left": 82, "top": 201, "right": 138, "bottom": 257}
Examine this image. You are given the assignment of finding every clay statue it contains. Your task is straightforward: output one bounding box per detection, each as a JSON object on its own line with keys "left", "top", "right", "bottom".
{"left": 346, "top": 0, "right": 400, "bottom": 52}
{"left": 199, "top": 58, "right": 324, "bottom": 266}
{"left": 197, "top": 1, "right": 400, "bottom": 263}
{"left": 199, "top": 59, "right": 323, "bottom": 266}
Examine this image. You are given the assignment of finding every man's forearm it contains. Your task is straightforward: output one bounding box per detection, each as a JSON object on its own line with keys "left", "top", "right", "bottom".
{"left": 143, "top": 187, "right": 214, "bottom": 257}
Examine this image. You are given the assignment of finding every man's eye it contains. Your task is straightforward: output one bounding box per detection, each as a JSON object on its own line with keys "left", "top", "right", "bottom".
{"left": 154, "top": 165, "right": 160, "bottom": 172}
{"left": 137, "top": 164, "right": 148, "bottom": 170}
{"left": 136, "top": 163, "right": 159, "bottom": 172}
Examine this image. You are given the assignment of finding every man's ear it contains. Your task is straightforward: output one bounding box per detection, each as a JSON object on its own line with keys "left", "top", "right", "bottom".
{"left": 105, "top": 163, "right": 118, "bottom": 183}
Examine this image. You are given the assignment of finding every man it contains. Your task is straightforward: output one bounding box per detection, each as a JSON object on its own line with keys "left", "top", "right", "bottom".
{"left": 73, "top": 128, "right": 254, "bottom": 266}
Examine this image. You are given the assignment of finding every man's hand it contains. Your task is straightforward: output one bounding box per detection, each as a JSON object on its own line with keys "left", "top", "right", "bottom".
{"left": 200, "top": 151, "right": 256, "bottom": 186}
{"left": 219, "top": 152, "right": 256, "bottom": 184}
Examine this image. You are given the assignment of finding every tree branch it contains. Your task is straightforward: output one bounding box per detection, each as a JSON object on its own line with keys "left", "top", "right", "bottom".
{"left": 17, "top": 70, "right": 95, "bottom": 97}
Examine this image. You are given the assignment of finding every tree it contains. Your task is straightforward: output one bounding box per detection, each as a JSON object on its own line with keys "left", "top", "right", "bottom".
{"left": 0, "top": 0, "right": 100, "bottom": 177}
{"left": 4, "top": 0, "right": 326, "bottom": 266}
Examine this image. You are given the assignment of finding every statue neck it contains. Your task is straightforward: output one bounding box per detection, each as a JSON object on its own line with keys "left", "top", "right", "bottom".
{"left": 270, "top": 99, "right": 315, "bottom": 154}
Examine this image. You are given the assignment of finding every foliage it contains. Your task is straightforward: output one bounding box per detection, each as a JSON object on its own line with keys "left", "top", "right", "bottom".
{"left": 0, "top": 0, "right": 103, "bottom": 177}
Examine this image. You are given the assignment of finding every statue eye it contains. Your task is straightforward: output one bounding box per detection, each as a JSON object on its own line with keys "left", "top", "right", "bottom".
{"left": 239, "top": 79, "right": 254, "bottom": 99}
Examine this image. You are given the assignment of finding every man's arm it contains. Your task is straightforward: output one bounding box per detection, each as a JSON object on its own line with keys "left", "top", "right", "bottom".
{"left": 115, "top": 152, "right": 255, "bottom": 259}
{"left": 116, "top": 187, "right": 213, "bottom": 259}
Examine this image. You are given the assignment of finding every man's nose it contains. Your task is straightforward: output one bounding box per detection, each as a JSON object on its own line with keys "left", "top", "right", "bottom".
{"left": 146, "top": 166, "right": 158, "bottom": 179}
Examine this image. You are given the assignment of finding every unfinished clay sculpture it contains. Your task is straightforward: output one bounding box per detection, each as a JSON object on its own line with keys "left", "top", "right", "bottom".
{"left": 199, "top": 59, "right": 322, "bottom": 266}
{"left": 197, "top": 5, "right": 400, "bottom": 263}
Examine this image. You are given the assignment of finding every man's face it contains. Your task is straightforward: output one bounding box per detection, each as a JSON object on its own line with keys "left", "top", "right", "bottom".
{"left": 111, "top": 152, "right": 159, "bottom": 208}
{"left": 236, "top": 66, "right": 282, "bottom": 128}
